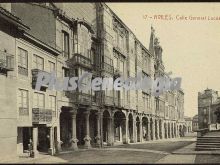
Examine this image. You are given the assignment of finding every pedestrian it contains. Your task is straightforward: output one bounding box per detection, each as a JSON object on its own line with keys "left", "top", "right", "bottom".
{"left": 28, "top": 139, "right": 34, "bottom": 158}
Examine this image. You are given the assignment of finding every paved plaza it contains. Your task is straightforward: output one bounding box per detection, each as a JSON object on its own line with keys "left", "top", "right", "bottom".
{"left": 4, "top": 135, "right": 220, "bottom": 164}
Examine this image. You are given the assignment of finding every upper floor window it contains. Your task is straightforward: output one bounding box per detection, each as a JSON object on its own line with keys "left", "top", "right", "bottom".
{"left": 18, "top": 89, "right": 29, "bottom": 115}
{"left": 48, "top": 61, "right": 55, "bottom": 72}
{"left": 62, "top": 31, "right": 70, "bottom": 59}
{"left": 33, "top": 92, "right": 45, "bottom": 108}
{"left": 18, "top": 47, "right": 28, "bottom": 76}
{"left": 63, "top": 67, "right": 70, "bottom": 77}
{"left": 49, "top": 95, "right": 56, "bottom": 117}
{"left": 33, "top": 55, "right": 44, "bottom": 70}
{"left": 74, "top": 24, "right": 92, "bottom": 59}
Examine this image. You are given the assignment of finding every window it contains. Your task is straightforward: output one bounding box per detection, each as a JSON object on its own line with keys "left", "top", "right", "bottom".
{"left": 119, "top": 35, "right": 123, "bottom": 50}
{"left": 75, "top": 25, "right": 92, "bottom": 59}
{"left": 49, "top": 95, "right": 56, "bottom": 117}
{"left": 113, "top": 30, "right": 118, "bottom": 46}
{"left": 33, "top": 93, "right": 45, "bottom": 108}
{"left": 63, "top": 67, "right": 70, "bottom": 77}
{"left": 204, "top": 108, "right": 207, "bottom": 115}
{"left": 62, "top": 31, "right": 70, "bottom": 59}
{"left": 119, "top": 60, "right": 124, "bottom": 74}
{"left": 91, "top": 49, "right": 95, "bottom": 65}
{"left": 18, "top": 89, "right": 28, "bottom": 115}
{"left": 48, "top": 61, "right": 55, "bottom": 72}
{"left": 18, "top": 48, "right": 28, "bottom": 76}
{"left": 57, "top": 62, "right": 63, "bottom": 78}
{"left": 33, "top": 55, "right": 44, "bottom": 70}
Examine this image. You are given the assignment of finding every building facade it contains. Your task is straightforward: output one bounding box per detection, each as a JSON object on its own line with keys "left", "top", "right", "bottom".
{"left": 192, "top": 115, "right": 199, "bottom": 132}
{"left": 184, "top": 116, "right": 193, "bottom": 133}
{"left": 0, "top": 3, "right": 186, "bottom": 159}
{"left": 198, "top": 88, "right": 220, "bottom": 131}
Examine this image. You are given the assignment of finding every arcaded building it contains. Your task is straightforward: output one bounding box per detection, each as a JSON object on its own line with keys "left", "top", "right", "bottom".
{"left": 0, "top": 3, "right": 186, "bottom": 159}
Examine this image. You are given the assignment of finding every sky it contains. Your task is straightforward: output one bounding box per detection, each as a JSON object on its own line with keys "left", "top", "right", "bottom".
{"left": 106, "top": 3, "right": 220, "bottom": 117}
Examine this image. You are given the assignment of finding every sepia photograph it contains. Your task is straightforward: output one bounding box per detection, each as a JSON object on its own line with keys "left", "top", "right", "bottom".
{"left": 0, "top": 1, "right": 220, "bottom": 164}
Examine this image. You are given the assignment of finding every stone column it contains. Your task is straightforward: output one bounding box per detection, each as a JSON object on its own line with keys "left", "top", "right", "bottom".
{"left": 107, "top": 116, "right": 113, "bottom": 146}
{"left": 152, "top": 118, "right": 156, "bottom": 140}
{"left": 107, "top": 117, "right": 114, "bottom": 146}
{"left": 33, "top": 126, "right": 39, "bottom": 157}
{"left": 161, "top": 120, "right": 165, "bottom": 139}
{"left": 172, "top": 124, "right": 175, "bottom": 138}
{"left": 177, "top": 125, "right": 180, "bottom": 138}
{"left": 56, "top": 109, "right": 62, "bottom": 153}
{"left": 112, "top": 116, "right": 115, "bottom": 145}
{"left": 133, "top": 115, "right": 137, "bottom": 143}
{"left": 169, "top": 123, "right": 172, "bottom": 138}
{"left": 100, "top": 111, "right": 103, "bottom": 147}
{"left": 139, "top": 117, "right": 143, "bottom": 142}
{"left": 156, "top": 119, "right": 160, "bottom": 140}
{"left": 48, "top": 127, "right": 54, "bottom": 155}
{"left": 84, "top": 111, "right": 91, "bottom": 149}
{"left": 124, "top": 114, "right": 129, "bottom": 144}
{"left": 70, "top": 110, "right": 78, "bottom": 150}
{"left": 166, "top": 123, "right": 169, "bottom": 139}
{"left": 174, "top": 124, "right": 177, "bottom": 138}
{"left": 171, "top": 124, "right": 173, "bottom": 138}
{"left": 95, "top": 112, "right": 101, "bottom": 148}
{"left": 147, "top": 120, "right": 151, "bottom": 140}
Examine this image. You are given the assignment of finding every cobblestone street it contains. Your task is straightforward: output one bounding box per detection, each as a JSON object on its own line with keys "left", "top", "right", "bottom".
{"left": 4, "top": 136, "right": 207, "bottom": 164}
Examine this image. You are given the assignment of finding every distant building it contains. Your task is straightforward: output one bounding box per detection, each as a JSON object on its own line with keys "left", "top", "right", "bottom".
{"left": 184, "top": 116, "right": 193, "bottom": 133}
{"left": 192, "top": 115, "right": 199, "bottom": 131}
{"left": 198, "top": 88, "right": 220, "bottom": 130}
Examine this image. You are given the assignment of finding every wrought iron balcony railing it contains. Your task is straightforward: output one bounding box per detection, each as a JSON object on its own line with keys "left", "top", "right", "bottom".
{"left": 102, "top": 62, "right": 114, "bottom": 74}
{"left": 0, "top": 50, "right": 14, "bottom": 72}
{"left": 73, "top": 53, "right": 92, "bottom": 69}
{"left": 65, "top": 91, "right": 93, "bottom": 105}
{"left": 32, "top": 108, "right": 52, "bottom": 124}
{"left": 32, "top": 69, "right": 50, "bottom": 88}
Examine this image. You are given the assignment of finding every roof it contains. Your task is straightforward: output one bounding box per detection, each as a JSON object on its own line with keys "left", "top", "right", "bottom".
{"left": 0, "top": 6, "right": 20, "bottom": 22}
{"left": 0, "top": 7, "right": 30, "bottom": 31}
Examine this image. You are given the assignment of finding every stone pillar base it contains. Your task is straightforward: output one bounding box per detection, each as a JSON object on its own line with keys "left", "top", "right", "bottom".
{"left": 70, "top": 138, "right": 78, "bottom": 151}
{"left": 70, "top": 143, "right": 78, "bottom": 151}
{"left": 84, "top": 135, "right": 91, "bottom": 149}
{"left": 48, "top": 148, "right": 54, "bottom": 155}
{"left": 130, "top": 139, "right": 134, "bottom": 143}
{"left": 96, "top": 143, "right": 101, "bottom": 148}
{"left": 84, "top": 141, "right": 91, "bottom": 149}
{"left": 95, "top": 137, "right": 101, "bottom": 148}
{"left": 56, "top": 141, "right": 63, "bottom": 153}
{"left": 107, "top": 142, "right": 113, "bottom": 146}
{"left": 32, "top": 150, "right": 39, "bottom": 158}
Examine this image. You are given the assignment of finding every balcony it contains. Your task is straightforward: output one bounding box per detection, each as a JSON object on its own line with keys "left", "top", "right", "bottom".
{"left": 114, "top": 69, "right": 122, "bottom": 78}
{"left": 64, "top": 90, "right": 98, "bottom": 106}
{"left": 19, "top": 107, "right": 29, "bottom": 116}
{"left": 32, "top": 108, "right": 52, "bottom": 124}
{"left": 73, "top": 53, "right": 92, "bottom": 69}
{"left": 32, "top": 69, "right": 50, "bottom": 89}
{"left": 102, "top": 62, "right": 114, "bottom": 75}
{"left": 0, "top": 50, "right": 14, "bottom": 73}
